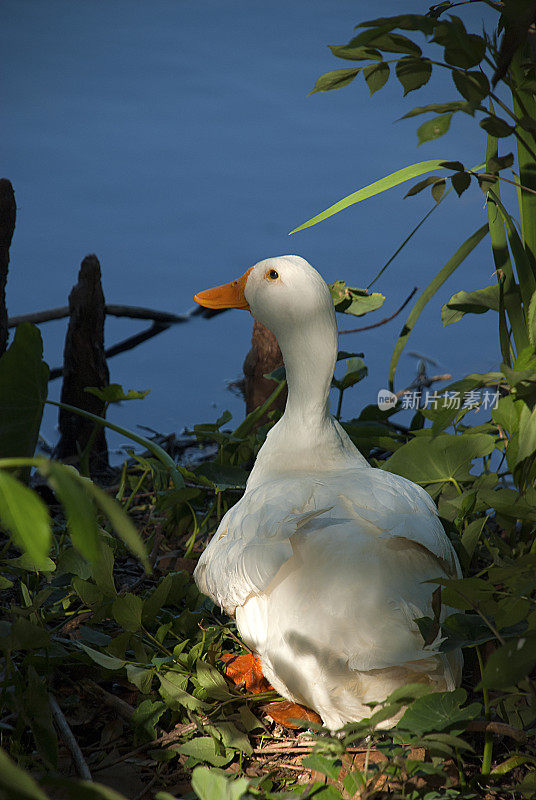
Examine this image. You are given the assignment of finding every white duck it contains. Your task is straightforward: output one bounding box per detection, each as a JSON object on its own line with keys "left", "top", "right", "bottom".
{"left": 194, "top": 255, "right": 461, "bottom": 731}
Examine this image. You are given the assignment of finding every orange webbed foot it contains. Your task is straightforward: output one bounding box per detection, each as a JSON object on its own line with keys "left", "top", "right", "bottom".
{"left": 220, "top": 652, "right": 273, "bottom": 694}
{"left": 261, "top": 700, "right": 322, "bottom": 729}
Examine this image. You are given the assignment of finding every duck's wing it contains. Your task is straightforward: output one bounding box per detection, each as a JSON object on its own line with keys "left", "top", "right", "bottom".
{"left": 194, "top": 468, "right": 460, "bottom": 620}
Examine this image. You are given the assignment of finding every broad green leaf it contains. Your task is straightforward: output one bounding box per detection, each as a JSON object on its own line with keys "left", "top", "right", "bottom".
{"left": 492, "top": 755, "right": 536, "bottom": 776}
{"left": 40, "top": 462, "right": 99, "bottom": 562}
{"left": 142, "top": 573, "right": 173, "bottom": 623}
{"left": 210, "top": 721, "right": 253, "bottom": 755}
{"left": 432, "top": 179, "right": 446, "bottom": 202}
{"left": 196, "top": 661, "right": 232, "bottom": 700}
{"left": 78, "top": 643, "right": 126, "bottom": 670}
{"left": 386, "top": 683, "right": 436, "bottom": 704}
{"left": 358, "top": 15, "right": 435, "bottom": 35}
{"left": 179, "top": 736, "right": 233, "bottom": 767}
{"left": 126, "top": 665, "right": 154, "bottom": 694}
{"left": 91, "top": 542, "right": 116, "bottom": 597}
{"left": 86, "top": 482, "right": 149, "bottom": 571}
{"left": 480, "top": 116, "right": 514, "bottom": 138}
{"left": 158, "top": 670, "right": 205, "bottom": 711}
{"left": 492, "top": 395, "right": 520, "bottom": 434}
{"left": 132, "top": 698, "right": 166, "bottom": 741}
{"left": 383, "top": 433, "right": 495, "bottom": 486}
{"left": 433, "top": 19, "right": 485, "bottom": 69}
{"left": 402, "top": 101, "right": 469, "bottom": 118}
{"left": 442, "top": 285, "right": 499, "bottom": 325}
{"left": 9, "top": 617, "right": 50, "bottom": 651}
{"left": 461, "top": 516, "right": 487, "bottom": 561}
{"left": 479, "top": 634, "right": 536, "bottom": 689}
{"left": 452, "top": 70, "right": 489, "bottom": 104}
{"left": 404, "top": 175, "right": 441, "bottom": 198}
{"left": 309, "top": 68, "right": 361, "bottom": 94}
{"left": 290, "top": 160, "right": 451, "bottom": 234}
{"left": 329, "top": 44, "right": 382, "bottom": 62}
{"left": 0, "top": 746, "right": 49, "bottom": 800}
{"left": 396, "top": 57, "right": 432, "bottom": 95}
{"left": 451, "top": 171, "right": 471, "bottom": 196}
{"left": 363, "top": 62, "right": 390, "bottom": 95}
{"left": 417, "top": 113, "right": 452, "bottom": 145}
{"left": 0, "top": 323, "right": 48, "bottom": 459}
{"left": 0, "top": 471, "right": 51, "bottom": 568}
{"left": 191, "top": 765, "right": 251, "bottom": 800}
{"left": 389, "top": 224, "right": 488, "bottom": 388}
{"left": 398, "top": 688, "right": 480, "bottom": 734}
{"left": 440, "top": 613, "right": 494, "bottom": 651}
{"left": 113, "top": 593, "right": 143, "bottom": 632}
{"left": 517, "top": 402, "right": 536, "bottom": 462}
{"left": 330, "top": 281, "right": 385, "bottom": 316}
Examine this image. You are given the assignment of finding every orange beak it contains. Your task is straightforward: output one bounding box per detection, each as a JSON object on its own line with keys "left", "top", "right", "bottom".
{"left": 194, "top": 267, "right": 252, "bottom": 310}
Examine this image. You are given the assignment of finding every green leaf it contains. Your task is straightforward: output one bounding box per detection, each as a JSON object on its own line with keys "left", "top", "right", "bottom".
{"left": 479, "top": 634, "right": 536, "bottom": 689}
{"left": 303, "top": 754, "right": 341, "bottom": 781}
{"left": 329, "top": 43, "right": 382, "bottom": 62}
{"left": 126, "top": 665, "right": 154, "bottom": 694}
{"left": 398, "top": 689, "right": 480, "bottom": 734}
{"left": 195, "top": 462, "right": 249, "bottom": 491}
{"left": 389, "top": 224, "right": 489, "bottom": 388}
{"left": 0, "top": 746, "right": 49, "bottom": 800}
{"left": 78, "top": 643, "right": 126, "bottom": 670}
{"left": 132, "top": 698, "right": 166, "bottom": 741}
{"left": 290, "top": 160, "right": 451, "bottom": 234}
{"left": 40, "top": 462, "right": 99, "bottom": 562}
{"left": 179, "top": 736, "right": 233, "bottom": 767}
{"left": 442, "top": 284, "right": 499, "bottom": 325}
{"left": 452, "top": 69, "right": 489, "bottom": 104}
{"left": 210, "top": 721, "right": 253, "bottom": 756}
{"left": 396, "top": 57, "right": 432, "bottom": 95}
{"left": 142, "top": 574, "right": 173, "bottom": 623}
{"left": 85, "top": 384, "right": 150, "bottom": 403}
{"left": 417, "top": 113, "right": 452, "bottom": 145}
{"left": 432, "top": 179, "right": 446, "bottom": 202}
{"left": 451, "top": 171, "right": 471, "bottom": 197}
{"left": 309, "top": 68, "right": 361, "bottom": 94}
{"left": 158, "top": 670, "right": 205, "bottom": 711}
{"left": 196, "top": 661, "right": 232, "bottom": 700}
{"left": 113, "top": 593, "right": 143, "bottom": 632}
{"left": 191, "top": 765, "right": 251, "bottom": 800}
{"left": 461, "top": 516, "right": 487, "bottom": 561}
{"left": 25, "top": 666, "right": 57, "bottom": 768}
{"left": 517, "top": 403, "right": 536, "bottom": 462}
{"left": 404, "top": 175, "right": 441, "bottom": 198}
{"left": 384, "top": 433, "right": 495, "bottom": 486}
{"left": 86, "top": 482, "right": 150, "bottom": 572}
{"left": 363, "top": 62, "right": 390, "bottom": 95}
{"left": 330, "top": 281, "right": 385, "bottom": 316}
{"left": 439, "top": 613, "right": 494, "bottom": 651}
{"left": 0, "top": 323, "right": 49, "bottom": 459}
{"left": 433, "top": 20, "right": 485, "bottom": 69}
{"left": 480, "top": 116, "right": 515, "bottom": 137}
{"left": 528, "top": 291, "right": 536, "bottom": 347}
{"left": 91, "top": 541, "right": 116, "bottom": 597}
{"left": 336, "top": 358, "right": 367, "bottom": 390}
{"left": 0, "top": 471, "right": 51, "bottom": 568}
{"left": 402, "top": 101, "right": 469, "bottom": 118}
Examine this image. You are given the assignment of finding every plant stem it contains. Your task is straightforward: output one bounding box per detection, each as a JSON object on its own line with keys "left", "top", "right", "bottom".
{"left": 476, "top": 645, "right": 493, "bottom": 776}
{"left": 336, "top": 388, "right": 344, "bottom": 420}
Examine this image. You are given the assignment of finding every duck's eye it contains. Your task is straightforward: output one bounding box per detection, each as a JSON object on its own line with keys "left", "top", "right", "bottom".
{"left": 266, "top": 269, "right": 279, "bottom": 281}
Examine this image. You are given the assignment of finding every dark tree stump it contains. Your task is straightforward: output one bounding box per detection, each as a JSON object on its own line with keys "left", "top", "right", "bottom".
{"left": 55, "top": 254, "right": 110, "bottom": 473}
{"left": 243, "top": 321, "right": 287, "bottom": 423}
{"left": 0, "top": 179, "right": 16, "bottom": 358}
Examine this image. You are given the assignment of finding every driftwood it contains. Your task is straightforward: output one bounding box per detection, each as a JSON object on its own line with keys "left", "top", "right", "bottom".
{"left": 0, "top": 179, "right": 16, "bottom": 358}
{"left": 54, "top": 254, "right": 110, "bottom": 473}
{"left": 243, "top": 321, "right": 287, "bottom": 420}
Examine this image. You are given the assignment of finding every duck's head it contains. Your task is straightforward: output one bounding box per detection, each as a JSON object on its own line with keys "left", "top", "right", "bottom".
{"left": 194, "top": 255, "right": 335, "bottom": 337}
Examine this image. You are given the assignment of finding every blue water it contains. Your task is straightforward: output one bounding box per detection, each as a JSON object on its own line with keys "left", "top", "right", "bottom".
{"left": 2, "top": 0, "right": 502, "bottom": 454}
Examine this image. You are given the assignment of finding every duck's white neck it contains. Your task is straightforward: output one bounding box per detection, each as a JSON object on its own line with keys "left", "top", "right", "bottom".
{"left": 246, "top": 303, "right": 368, "bottom": 490}
{"left": 278, "top": 308, "right": 338, "bottom": 424}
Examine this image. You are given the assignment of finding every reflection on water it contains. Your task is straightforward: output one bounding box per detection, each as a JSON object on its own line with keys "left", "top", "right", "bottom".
{"left": 2, "top": 0, "right": 500, "bottom": 455}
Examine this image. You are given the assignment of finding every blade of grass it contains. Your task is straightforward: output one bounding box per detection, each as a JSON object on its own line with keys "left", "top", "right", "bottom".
{"left": 289, "top": 160, "right": 452, "bottom": 234}
{"left": 510, "top": 46, "right": 536, "bottom": 281}
{"left": 485, "top": 122, "right": 527, "bottom": 357}
{"left": 388, "top": 224, "right": 488, "bottom": 390}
